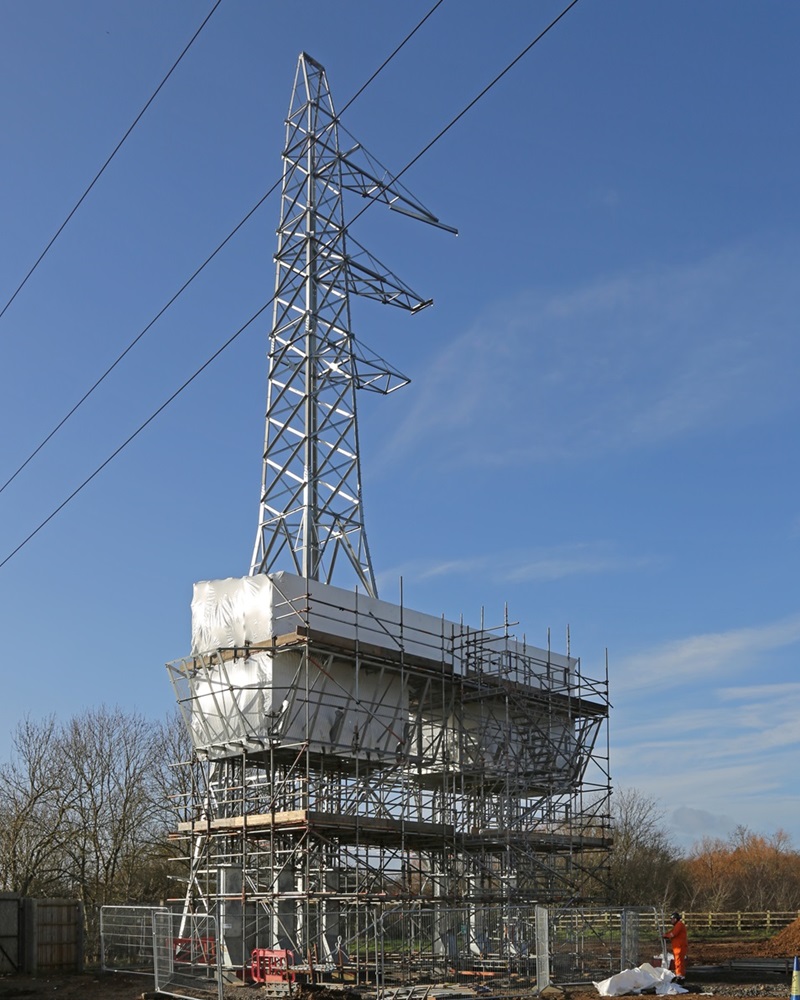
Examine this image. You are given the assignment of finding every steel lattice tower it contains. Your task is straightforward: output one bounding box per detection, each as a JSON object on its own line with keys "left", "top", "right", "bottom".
{"left": 250, "top": 53, "right": 455, "bottom": 595}
{"left": 166, "top": 55, "right": 613, "bottom": 987}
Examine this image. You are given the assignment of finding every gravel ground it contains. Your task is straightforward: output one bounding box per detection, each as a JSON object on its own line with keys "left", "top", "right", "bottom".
{"left": 0, "top": 973, "right": 792, "bottom": 1000}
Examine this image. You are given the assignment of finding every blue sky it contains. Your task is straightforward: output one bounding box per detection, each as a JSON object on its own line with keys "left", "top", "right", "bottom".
{"left": 1, "top": 0, "right": 799, "bottom": 852}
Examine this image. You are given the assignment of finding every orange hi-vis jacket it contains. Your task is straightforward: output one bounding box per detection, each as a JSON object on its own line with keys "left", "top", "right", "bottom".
{"left": 666, "top": 919, "right": 687, "bottom": 952}
{"left": 665, "top": 919, "right": 688, "bottom": 976}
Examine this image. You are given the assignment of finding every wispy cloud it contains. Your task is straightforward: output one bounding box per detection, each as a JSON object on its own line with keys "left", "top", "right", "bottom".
{"left": 612, "top": 662, "right": 800, "bottom": 844}
{"left": 611, "top": 612, "right": 800, "bottom": 695}
{"left": 614, "top": 730, "right": 793, "bottom": 844}
{"left": 503, "top": 542, "right": 657, "bottom": 583}
{"left": 616, "top": 682, "right": 800, "bottom": 759}
{"left": 671, "top": 806, "right": 735, "bottom": 841}
{"left": 383, "top": 241, "right": 800, "bottom": 471}
{"left": 376, "top": 540, "right": 657, "bottom": 589}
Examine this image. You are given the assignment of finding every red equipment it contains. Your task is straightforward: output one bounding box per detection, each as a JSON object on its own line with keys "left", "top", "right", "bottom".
{"left": 251, "top": 948, "right": 295, "bottom": 984}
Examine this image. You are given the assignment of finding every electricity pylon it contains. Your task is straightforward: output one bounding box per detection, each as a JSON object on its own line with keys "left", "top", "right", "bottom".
{"left": 250, "top": 52, "right": 455, "bottom": 596}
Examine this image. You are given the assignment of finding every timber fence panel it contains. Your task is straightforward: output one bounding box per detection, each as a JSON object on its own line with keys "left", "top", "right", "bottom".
{"left": 0, "top": 895, "right": 21, "bottom": 973}
{"left": 23, "top": 898, "right": 83, "bottom": 974}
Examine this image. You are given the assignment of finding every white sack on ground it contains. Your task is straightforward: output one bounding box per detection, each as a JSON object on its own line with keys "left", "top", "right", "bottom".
{"left": 594, "top": 962, "right": 687, "bottom": 996}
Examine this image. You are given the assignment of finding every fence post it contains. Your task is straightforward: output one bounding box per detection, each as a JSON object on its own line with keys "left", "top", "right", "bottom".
{"left": 535, "top": 905, "right": 550, "bottom": 991}
{"left": 620, "top": 910, "right": 639, "bottom": 972}
{"left": 76, "top": 902, "right": 84, "bottom": 974}
{"left": 22, "top": 899, "right": 37, "bottom": 976}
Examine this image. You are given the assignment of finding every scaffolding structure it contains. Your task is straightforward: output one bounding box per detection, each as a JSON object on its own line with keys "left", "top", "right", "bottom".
{"left": 167, "top": 573, "right": 611, "bottom": 982}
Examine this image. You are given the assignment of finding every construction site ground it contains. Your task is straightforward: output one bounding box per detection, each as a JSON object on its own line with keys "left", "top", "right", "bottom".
{"left": 2, "top": 936, "right": 800, "bottom": 1000}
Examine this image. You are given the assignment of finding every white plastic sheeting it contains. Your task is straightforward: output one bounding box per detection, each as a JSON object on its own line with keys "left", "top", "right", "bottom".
{"left": 594, "top": 963, "right": 687, "bottom": 996}
{"left": 191, "top": 571, "right": 575, "bottom": 682}
{"left": 191, "top": 571, "right": 457, "bottom": 659}
{"left": 184, "top": 571, "right": 580, "bottom": 759}
{"left": 188, "top": 648, "right": 407, "bottom": 755}
{"left": 191, "top": 575, "right": 274, "bottom": 652}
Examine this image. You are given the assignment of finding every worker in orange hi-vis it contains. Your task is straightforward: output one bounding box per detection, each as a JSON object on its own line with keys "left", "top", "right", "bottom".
{"left": 663, "top": 911, "right": 688, "bottom": 982}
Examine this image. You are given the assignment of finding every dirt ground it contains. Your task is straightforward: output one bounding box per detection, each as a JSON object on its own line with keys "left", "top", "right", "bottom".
{"left": 0, "top": 971, "right": 149, "bottom": 999}
{"left": 0, "top": 939, "right": 797, "bottom": 1000}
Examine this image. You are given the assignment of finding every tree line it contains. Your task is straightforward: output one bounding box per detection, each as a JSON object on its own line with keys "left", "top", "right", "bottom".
{"left": 0, "top": 707, "right": 192, "bottom": 947}
{"left": 609, "top": 786, "right": 800, "bottom": 912}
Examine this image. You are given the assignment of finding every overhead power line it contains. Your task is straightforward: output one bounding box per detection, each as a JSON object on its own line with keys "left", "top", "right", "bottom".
{"left": 0, "top": 0, "right": 445, "bottom": 500}
{"left": 396, "top": 0, "right": 581, "bottom": 179}
{"left": 0, "top": 0, "right": 581, "bottom": 571}
{"left": 0, "top": 298, "right": 274, "bottom": 572}
{"left": 0, "top": 185, "right": 279, "bottom": 499}
{"left": 339, "top": 0, "right": 444, "bottom": 116}
{"left": 0, "top": 0, "right": 224, "bottom": 326}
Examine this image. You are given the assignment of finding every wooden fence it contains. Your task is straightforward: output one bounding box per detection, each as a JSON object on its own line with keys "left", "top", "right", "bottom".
{"left": 550, "top": 908, "right": 800, "bottom": 942}
{"left": 684, "top": 911, "right": 800, "bottom": 939}
{"left": 0, "top": 894, "right": 83, "bottom": 974}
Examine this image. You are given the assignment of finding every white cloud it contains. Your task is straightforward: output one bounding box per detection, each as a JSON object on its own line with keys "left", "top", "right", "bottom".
{"left": 419, "top": 556, "right": 486, "bottom": 580}
{"left": 384, "top": 241, "right": 800, "bottom": 470}
{"left": 611, "top": 612, "right": 800, "bottom": 695}
{"left": 612, "top": 665, "right": 800, "bottom": 844}
{"left": 504, "top": 542, "right": 656, "bottom": 582}
{"left": 617, "top": 685, "right": 800, "bottom": 764}
{"left": 377, "top": 540, "right": 656, "bottom": 589}
{"left": 671, "top": 806, "right": 735, "bottom": 841}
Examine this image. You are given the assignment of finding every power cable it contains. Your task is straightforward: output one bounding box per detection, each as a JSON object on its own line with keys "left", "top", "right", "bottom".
{"left": 0, "top": 298, "right": 274, "bottom": 572}
{"left": 393, "top": 0, "right": 581, "bottom": 179}
{"left": 0, "top": 0, "right": 445, "bottom": 499}
{"left": 0, "top": 184, "right": 278, "bottom": 499}
{"left": 338, "top": 0, "right": 445, "bottom": 116}
{"left": 0, "top": 0, "right": 224, "bottom": 326}
{"left": 0, "top": 0, "right": 581, "bottom": 571}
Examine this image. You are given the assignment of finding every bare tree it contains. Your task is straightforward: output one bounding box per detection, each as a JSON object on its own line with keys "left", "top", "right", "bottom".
{"left": 0, "top": 707, "right": 190, "bottom": 907}
{"left": 58, "top": 707, "right": 168, "bottom": 908}
{"left": 0, "top": 705, "right": 202, "bottom": 963}
{"left": 609, "top": 786, "right": 682, "bottom": 908}
{"left": 0, "top": 716, "right": 76, "bottom": 896}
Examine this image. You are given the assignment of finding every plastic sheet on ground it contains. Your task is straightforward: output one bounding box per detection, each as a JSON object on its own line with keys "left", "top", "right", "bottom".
{"left": 594, "top": 962, "right": 688, "bottom": 996}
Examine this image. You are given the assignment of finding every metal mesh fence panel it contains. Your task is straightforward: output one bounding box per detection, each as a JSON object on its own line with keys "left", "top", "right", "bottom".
{"left": 100, "top": 905, "right": 166, "bottom": 975}
{"left": 359, "top": 905, "right": 540, "bottom": 989}
{"left": 547, "top": 907, "right": 661, "bottom": 985}
{"left": 153, "top": 910, "right": 222, "bottom": 1000}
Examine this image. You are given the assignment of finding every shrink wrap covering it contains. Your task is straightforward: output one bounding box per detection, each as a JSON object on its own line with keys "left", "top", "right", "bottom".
{"left": 188, "top": 648, "right": 406, "bottom": 756}
{"left": 191, "top": 571, "right": 575, "bottom": 682}
{"left": 183, "top": 570, "right": 577, "bottom": 761}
